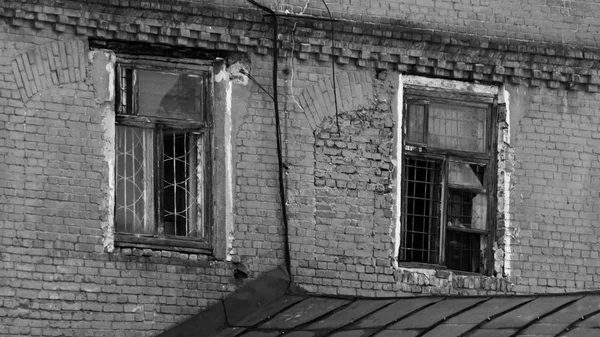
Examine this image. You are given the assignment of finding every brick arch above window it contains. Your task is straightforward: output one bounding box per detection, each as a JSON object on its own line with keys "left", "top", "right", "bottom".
{"left": 11, "top": 40, "right": 87, "bottom": 102}
{"left": 298, "top": 70, "right": 375, "bottom": 131}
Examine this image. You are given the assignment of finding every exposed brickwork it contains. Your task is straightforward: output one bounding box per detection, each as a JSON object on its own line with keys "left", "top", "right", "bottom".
{"left": 4, "top": 0, "right": 600, "bottom": 93}
{"left": 11, "top": 40, "right": 86, "bottom": 101}
{"left": 299, "top": 70, "right": 373, "bottom": 130}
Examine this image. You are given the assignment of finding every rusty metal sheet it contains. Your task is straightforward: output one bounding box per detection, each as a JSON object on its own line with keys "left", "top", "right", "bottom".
{"left": 481, "top": 296, "right": 582, "bottom": 329}
{"left": 558, "top": 327, "right": 600, "bottom": 337}
{"left": 281, "top": 331, "right": 317, "bottom": 337}
{"left": 421, "top": 323, "right": 477, "bottom": 337}
{"left": 539, "top": 295, "right": 600, "bottom": 324}
{"left": 388, "top": 297, "right": 488, "bottom": 329}
{"left": 329, "top": 329, "right": 378, "bottom": 337}
{"left": 521, "top": 323, "right": 570, "bottom": 336}
{"left": 258, "top": 297, "right": 350, "bottom": 329}
{"left": 236, "top": 331, "right": 283, "bottom": 337}
{"left": 372, "top": 330, "right": 420, "bottom": 337}
{"left": 347, "top": 297, "right": 443, "bottom": 329}
{"left": 446, "top": 296, "right": 534, "bottom": 324}
{"left": 305, "top": 299, "right": 396, "bottom": 331}
{"left": 466, "top": 328, "right": 517, "bottom": 337}
{"left": 577, "top": 311, "right": 600, "bottom": 328}
{"left": 234, "top": 295, "right": 307, "bottom": 327}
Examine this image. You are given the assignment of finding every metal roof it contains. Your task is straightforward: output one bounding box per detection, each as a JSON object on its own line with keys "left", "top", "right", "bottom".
{"left": 157, "top": 267, "right": 600, "bottom": 337}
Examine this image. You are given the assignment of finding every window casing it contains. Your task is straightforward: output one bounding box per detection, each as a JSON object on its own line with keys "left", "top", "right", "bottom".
{"left": 113, "top": 56, "right": 213, "bottom": 253}
{"left": 399, "top": 88, "right": 497, "bottom": 274}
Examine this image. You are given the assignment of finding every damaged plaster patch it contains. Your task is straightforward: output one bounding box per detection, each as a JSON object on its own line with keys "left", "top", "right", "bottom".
{"left": 392, "top": 74, "right": 403, "bottom": 268}
{"left": 497, "top": 85, "right": 517, "bottom": 277}
{"left": 225, "top": 80, "right": 234, "bottom": 261}
{"left": 214, "top": 64, "right": 228, "bottom": 83}
{"left": 227, "top": 62, "right": 249, "bottom": 86}
{"left": 88, "top": 49, "right": 116, "bottom": 253}
{"left": 88, "top": 50, "right": 115, "bottom": 103}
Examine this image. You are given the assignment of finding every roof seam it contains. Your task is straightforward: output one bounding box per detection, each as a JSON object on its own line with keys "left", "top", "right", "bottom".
{"left": 461, "top": 296, "right": 539, "bottom": 337}
{"left": 365, "top": 297, "right": 447, "bottom": 337}
{"left": 232, "top": 296, "right": 311, "bottom": 335}
{"left": 319, "top": 298, "right": 401, "bottom": 337}
{"left": 553, "top": 293, "right": 600, "bottom": 337}
{"left": 414, "top": 297, "right": 493, "bottom": 337}
{"left": 507, "top": 295, "right": 585, "bottom": 337}
{"left": 277, "top": 298, "right": 355, "bottom": 336}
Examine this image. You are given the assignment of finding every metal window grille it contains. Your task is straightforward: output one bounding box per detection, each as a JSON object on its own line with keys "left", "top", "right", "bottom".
{"left": 162, "top": 132, "right": 203, "bottom": 237}
{"left": 114, "top": 62, "right": 208, "bottom": 241}
{"left": 114, "top": 125, "right": 154, "bottom": 234}
{"left": 400, "top": 157, "right": 442, "bottom": 264}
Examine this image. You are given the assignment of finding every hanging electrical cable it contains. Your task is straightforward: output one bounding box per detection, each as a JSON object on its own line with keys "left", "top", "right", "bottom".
{"left": 245, "top": 0, "right": 292, "bottom": 279}
{"left": 320, "top": 0, "right": 341, "bottom": 136}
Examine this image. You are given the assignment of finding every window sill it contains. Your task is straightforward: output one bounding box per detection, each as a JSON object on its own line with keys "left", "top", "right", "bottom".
{"left": 397, "top": 262, "right": 489, "bottom": 277}
{"left": 114, "top": 234, "right": 212, "bottom": 255}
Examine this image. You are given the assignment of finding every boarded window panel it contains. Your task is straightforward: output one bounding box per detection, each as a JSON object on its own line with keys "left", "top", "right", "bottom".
{"left": 138, "top": 70, "right": 205, "bottom": 122}
{"left": 407, "top": 104, "right": 427, "bottom": 144}
{"left": 115, "top": 126, "right": 155, "bottom": 234}
{"left": 428, "top": 103, "right": 486, "bottom": 152}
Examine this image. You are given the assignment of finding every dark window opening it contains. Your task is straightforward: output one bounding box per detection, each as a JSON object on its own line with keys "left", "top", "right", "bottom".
{"left": 400, "top": 157, "right": 442, "bottom": 264}
{"left": 400, "top": 93, "right": 496, "bottom": 274}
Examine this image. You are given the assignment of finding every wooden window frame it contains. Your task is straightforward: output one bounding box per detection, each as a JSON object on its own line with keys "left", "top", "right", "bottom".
{"left": 113, "top": 55, "right": 214, "bottom": 254}
{"left": 399, "top": 89, "right": 498, "bottom": 275}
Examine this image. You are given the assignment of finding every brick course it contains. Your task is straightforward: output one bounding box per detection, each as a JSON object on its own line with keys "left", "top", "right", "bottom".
{"left": 4, "top": 0, "right": 600, "bottom": 336}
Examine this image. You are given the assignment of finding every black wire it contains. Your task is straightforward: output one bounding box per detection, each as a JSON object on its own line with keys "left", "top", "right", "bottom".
{"left": 240, "top": 69, "right": 274, "bottom": 101}
{"left": 321, "top": 0, "right": 341, "bottom": 136}
{"left": 245, "top": 0, "right": 292, "bottom": 279}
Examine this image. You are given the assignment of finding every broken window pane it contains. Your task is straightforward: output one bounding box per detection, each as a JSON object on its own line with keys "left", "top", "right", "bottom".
{"left": 428, "top": 102, "right": 486, "bottom": 152}
{"left": 447, "top": 190, "right": 487, "bottom": 231}
{"left": 447, "top": 162, "right": 487, "bottom": 231}
{"left": 400, "top": 157, "right": 442, "bottom": 264}
{"left": 115, "top": 125, "right": 154, "bottom": 234}
{"left": 138, "top": 70, "right": 205, "bottom": 122}
{"left": 406, "top": 103, "right": 427, "bottom": 144}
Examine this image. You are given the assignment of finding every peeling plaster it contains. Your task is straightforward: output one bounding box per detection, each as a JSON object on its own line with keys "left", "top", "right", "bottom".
{"left": 88, "top": 50, "right": 116, "bottom": 253}
{"left": 392, "top": 73, "right": 403, "bottom": 268}
{"left": 215, "top": 66, "right": 228, "bottom": 83}
{"left": 227, "top": 62, "right": 249, "bottom": 86}
{"left": 498, "top": 85, "right": 519, "bottom": 277}
{"left": 225, "top": 79, "right": 234, "bottom": 261}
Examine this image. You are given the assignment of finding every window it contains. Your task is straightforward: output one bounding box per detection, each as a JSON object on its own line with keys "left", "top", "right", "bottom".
{"left": 113, "top": 56, "right": 212, "bottom": 252}
{"left": 399, "top": 87, "right": 497, "bottom": 274}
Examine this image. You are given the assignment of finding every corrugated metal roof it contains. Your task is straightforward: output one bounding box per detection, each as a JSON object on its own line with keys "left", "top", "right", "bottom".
{"left": 156, "top": 267, "right": 600, "bottom": 337}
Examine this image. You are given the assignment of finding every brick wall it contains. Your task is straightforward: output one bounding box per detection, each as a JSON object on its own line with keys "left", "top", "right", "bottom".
{"left": 509, "top": 87, "right": 600, "bottom": 293}
{"left": 3, "top": 0, "right": 600, "bottom": 336}
{"left": 263, "top": 0, "right": 600, "bottom": 48}
{"left": 0, "top": 23, "right": 251, "bottom": 335}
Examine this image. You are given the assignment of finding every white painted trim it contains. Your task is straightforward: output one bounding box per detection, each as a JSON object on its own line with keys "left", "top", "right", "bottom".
{"left": 225, "top": 80, "right": 234, "bottom": 261}
{"left": 393, "top": 74, "right": 403, "bottom": 268}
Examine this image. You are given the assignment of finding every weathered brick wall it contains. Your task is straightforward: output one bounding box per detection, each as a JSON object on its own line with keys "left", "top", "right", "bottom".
{"left": 4, "top": 0, "right": 600, "bottom": 335}
{"left": 0, "top": 24, "right": 252, "bottom": 336}
{"left": 508, "top": 86, "right": 600, "bottom": 293}
{"left": 260, "top": 0, "right": 600, "bottom": 48}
